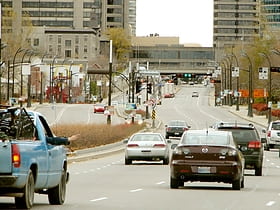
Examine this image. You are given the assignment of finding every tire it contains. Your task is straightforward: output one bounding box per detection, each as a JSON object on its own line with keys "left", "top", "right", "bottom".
{"left": 255, "top": 165, "right": 262, "bottom": 176}
{"left": 48, "top": 170, "right": 67, "bottom": 205}
{"left": 125, "top": 158, "right": 132, "bottom": 165}
{"left": 232, "top": 178, "right": 241, "bottom": 190}
{"left": 170, "top": 177, "right": 180, "bottom": 189}
{"left": 241, "top": 174, "right": 245, "bottom": 188}
{"left": 15, "top": 170, "right": 35, "bottom": 209}
{"left": 163, "top": 157, "right": 169, "bottom": 165}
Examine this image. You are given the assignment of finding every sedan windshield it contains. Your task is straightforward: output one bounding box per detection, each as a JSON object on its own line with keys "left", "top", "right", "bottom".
{"left": 131, "top": 134, "right": 162, "bottom": 142}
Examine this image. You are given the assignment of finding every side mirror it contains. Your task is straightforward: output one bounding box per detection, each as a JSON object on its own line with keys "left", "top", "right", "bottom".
{"left": 261, "top": 138, "right": 267, "bottom": 144}
{"left": 167, "top": 139, "right": 172, "bottom": 144}
{"left": 171, "top": 144, "right": 178, "bottom": 150}
{"left": 123, "top": 139, "right": 128, "bottom": 144}
{"left": 188, "top": 126, "right": 191, "bottom": 128}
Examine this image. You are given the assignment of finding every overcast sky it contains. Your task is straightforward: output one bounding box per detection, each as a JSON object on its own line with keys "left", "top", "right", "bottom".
{"left": 136, "top": 0, "right": 213, "bottom": 47}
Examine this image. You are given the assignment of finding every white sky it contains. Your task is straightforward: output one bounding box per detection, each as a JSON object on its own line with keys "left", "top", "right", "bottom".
{"left": 136, "top": 0, "right": 213, "bottom": 47}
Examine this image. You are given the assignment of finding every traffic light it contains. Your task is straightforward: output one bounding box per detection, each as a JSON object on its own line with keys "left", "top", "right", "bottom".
{"left": 147, "top": 83, "right": 152, "bottom": 94}
{"left": 135, "top": 80, "right": 142, "bottom": 93}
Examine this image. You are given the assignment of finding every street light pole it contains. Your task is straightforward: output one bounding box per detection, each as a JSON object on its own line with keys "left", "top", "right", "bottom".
{"left": 49, "top": 55, "right": 58, "bottom": 103}
{"left": 12, "top": 47, "right": 24, "bottom": 97}
{"left": 231, "top": 52, "right": 240, "bottom": 111}
{"left": 259, "top": 52, "right": 272, "bottom": 124}
{"left": 107, "top": 40, "right": 113, "bottom": 125}
{"left": 241, "top": 51, "right": 253, "bottom": 117}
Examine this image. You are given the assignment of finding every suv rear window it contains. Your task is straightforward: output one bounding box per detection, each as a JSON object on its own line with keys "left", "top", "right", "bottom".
{"left": 272, "top": 122, "right": 280, "bottom": 130}
{"left": 217, "top": 128, "right": 259, "bottom": 144}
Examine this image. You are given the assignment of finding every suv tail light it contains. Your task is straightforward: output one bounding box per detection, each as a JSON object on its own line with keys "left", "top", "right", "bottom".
{"left": 183, "top": 127, "right": 189, "bottom": 131}
{"left": 248, "top": 141, "right": 261, "bottom": 149}
{"left": 12, "top": 144, "right": 21, "bottom": 168}
{"left": 267, "top": 131, "right": 271, "bottom": 137}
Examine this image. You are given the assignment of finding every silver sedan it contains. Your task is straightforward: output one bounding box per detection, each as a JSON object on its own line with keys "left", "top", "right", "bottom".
{"left": 124, "top": 132, "right": 171, "bottom": 165}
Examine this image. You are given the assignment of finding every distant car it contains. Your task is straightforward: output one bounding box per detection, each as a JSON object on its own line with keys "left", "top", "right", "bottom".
{"left": 165, "top": 120, "right": 191, "bottom": 139}
{"left": 265, "top": 120, "right": 280, "bottom": 150}
{"left": 170, "top": 130, "right": 245, "bottom": 190}
{"left": 93, "top": 104, "right": 106, "bottom": 113}
{"left": 188, "top": 81, "right": 194, "bottom": 85}
{"left": 164, "top": 93, "right": 174, "bottom": 98}
{"left": 212, "top": 122, "right": 265, "bottom": 176}
{"left": 191, "top": 91, "right": 199, "bottom": 97}
{"left": 124, "top": 132, "right": 171, "bottom": 165}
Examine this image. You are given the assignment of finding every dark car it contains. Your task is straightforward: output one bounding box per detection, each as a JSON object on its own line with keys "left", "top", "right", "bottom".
{"left": 170, "top": 130, "right": 245, "bottom": 190}
{"left": 212, "top": 122, "right": 265, "bottom": 176}
{"left": 165, "top": 120, "right": 191, "bottom": 139}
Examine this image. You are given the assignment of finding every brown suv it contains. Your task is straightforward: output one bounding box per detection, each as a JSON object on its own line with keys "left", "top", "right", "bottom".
{"left": 212, "top": 122, "right": 265, "bottom": 176}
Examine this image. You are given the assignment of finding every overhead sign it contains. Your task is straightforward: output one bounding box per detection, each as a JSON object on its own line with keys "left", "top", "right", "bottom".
{"left": 138, "top": 70, "right": 160, "bottom": 76}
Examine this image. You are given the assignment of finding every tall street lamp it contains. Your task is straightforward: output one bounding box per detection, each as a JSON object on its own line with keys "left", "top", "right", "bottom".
{"left": 20, "top": 49, "right": 32, "bottom": 102}
{"left": 12, "top": 47, "right": 24, "bottom": 97}
{"left": 50, "top": 55, "right": 58, "bottom": 103}
{"left": 107, "top": 40, "right": 113, "bottom": 125}
{"left": 258, "top": 52, "right": 272, "bottom": 124}
{"left": 241, "top": 51, "right": 253, "bottom": 117}
{"left": 230, "top": 52, "right": 240, "bottom": 111}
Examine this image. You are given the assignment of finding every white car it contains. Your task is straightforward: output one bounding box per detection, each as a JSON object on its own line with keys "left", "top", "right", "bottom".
{"left": 123, "top": 132, "right": 170, "bottom": 165}
{"left": 265, "top": 120, "right": 280, "bottom": 150}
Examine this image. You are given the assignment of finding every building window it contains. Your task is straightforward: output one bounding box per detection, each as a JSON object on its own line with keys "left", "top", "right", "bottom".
{"left": 58, "top": 35, "right": 62, "bottom": 44}
{"left": 65, "top": 50, "right": 71, "bottom": 58}
{"left": 75, "top": 46, "right": 79, "bottom": 55}
{"left": 33, "top": 38, "right": 39, "bottom": 46}
{"left": 49, "top": 45, "right": 53, "bottom": 53}
{"left": 49, "top": 35, "right": 53, "bottom": 42}
{"left": 75, "top": 36, "right": 79, "bottom": 44}
{"left": 84, "top": 45, "right": 88, "bottom": 54}
{"left": 65, "top": 40, "right": 71, "bottom": 47}
{"left": 58, "top": 45, "right": 62, "bottom": 55}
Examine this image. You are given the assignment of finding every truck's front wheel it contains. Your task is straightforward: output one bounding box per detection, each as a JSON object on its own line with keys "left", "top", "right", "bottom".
{"left": 48, "top": 170, "right": 66, "bottom": 205}
{"left": 15, "top": 170, "right": 35, "bottom": 209}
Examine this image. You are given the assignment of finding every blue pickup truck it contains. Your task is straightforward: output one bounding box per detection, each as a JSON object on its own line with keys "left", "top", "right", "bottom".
{"left": 0, "top": 106, "right": 69, "bottom": 209}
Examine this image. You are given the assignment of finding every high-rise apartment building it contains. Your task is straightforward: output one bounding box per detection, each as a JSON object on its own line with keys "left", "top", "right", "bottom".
{"left": 213, "top": 0, "right": 260, "bottom": 48}
{"left": 0, "top": 0, "right": 136, "bottom": 60}
{"left": 260, "top": 0, "right": 280, "bottom": 31}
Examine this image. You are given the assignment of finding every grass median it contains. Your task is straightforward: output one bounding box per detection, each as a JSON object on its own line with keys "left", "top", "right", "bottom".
{"left": 51, "top": 123, "right": 146, "bottom": 151}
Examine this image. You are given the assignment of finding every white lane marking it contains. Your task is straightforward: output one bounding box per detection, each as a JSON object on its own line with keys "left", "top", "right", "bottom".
{"left": 266, "top": 201, "right": 276, "bottom": 206}
{"left": 130, "top": 189, "right": 143, "bottom": 193}
{"left": 87, "top": 105, "right": 92, "bottom": 124}
{"left": 90, "top": 197, "right": 108, "bottom": 202}
{"left": 156, "top": 181, "right": 165, "bottom": 185}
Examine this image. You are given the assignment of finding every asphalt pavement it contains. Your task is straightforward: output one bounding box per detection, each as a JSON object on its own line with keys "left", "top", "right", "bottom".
{"left": 24, "top": 87, "right": 270, "bottom": 163}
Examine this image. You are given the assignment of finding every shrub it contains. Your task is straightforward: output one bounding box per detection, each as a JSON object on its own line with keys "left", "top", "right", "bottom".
{"left": 252, "top": 103, "right": 268, "bottom": 112}
{"left": 51, "top": 123, "right": 145, "bottom": 151}
{"left": 272, "top": 109, "right": 280, "bottom": 118}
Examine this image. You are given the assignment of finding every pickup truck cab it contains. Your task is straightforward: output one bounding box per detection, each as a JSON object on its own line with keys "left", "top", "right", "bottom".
{"left": 0, "top": 106, "right": 69, "bottom": 209}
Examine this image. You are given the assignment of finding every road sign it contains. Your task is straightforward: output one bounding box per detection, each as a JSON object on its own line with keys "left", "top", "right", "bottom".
{"left": 231, "top": 66, "right": 239, "bottom": 77}
{"left": 259, "top": 67, "right": 268, "bottom": 80}
{"left": 151, "top": 109, "right": 156, "bottom": 120}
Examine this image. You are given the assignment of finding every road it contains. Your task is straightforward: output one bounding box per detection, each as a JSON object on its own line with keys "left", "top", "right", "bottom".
{"left": 32, "top": 103, "right": 125, "bottom": 126}
{"left": 1, "top": 84, "right": 280, "bottom": 209}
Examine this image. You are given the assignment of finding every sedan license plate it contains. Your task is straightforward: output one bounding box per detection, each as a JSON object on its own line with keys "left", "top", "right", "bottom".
{"left": 198, "top": 167, "right": 211, "bottom": 174}
{"left": 141, "top": 150, "right": 151, "bottom": 153}
{"left": 175, "top": 132, "right": 179, "bottom": 135}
